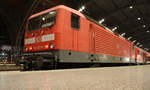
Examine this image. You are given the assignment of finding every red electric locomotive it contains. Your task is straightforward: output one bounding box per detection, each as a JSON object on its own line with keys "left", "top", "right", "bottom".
{"left": 21, "top": 5, "right": 150, "bottom": 69}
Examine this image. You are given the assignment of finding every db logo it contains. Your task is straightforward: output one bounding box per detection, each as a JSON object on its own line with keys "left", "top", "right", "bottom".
{"left": 36, "top": 37, "right": 41, "bottom": 43}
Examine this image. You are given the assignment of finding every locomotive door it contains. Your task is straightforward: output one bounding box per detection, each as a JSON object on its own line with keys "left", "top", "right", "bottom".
{"left": 71, "top": 13, "right": 80, "bottom": 51}
{"left": 73, "top": 30, "right": 78, "bottom": 51}
{"left": 89, "top": 24, "right": 95, "bottom": 54}
{"left": 135, "top": 48, "right": 139, "bottom": 63}
{"left": 131, "top": 45, "right": 136, "bottom": 63}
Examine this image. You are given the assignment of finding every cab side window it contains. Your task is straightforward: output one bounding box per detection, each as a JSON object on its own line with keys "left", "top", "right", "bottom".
{"left": 71, "top": 13, "right": 80, "bottom": 29}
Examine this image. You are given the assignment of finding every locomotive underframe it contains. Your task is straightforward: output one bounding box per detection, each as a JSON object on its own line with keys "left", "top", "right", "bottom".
{"left": 20, "top": 50, "right": 139, "bottom": 70}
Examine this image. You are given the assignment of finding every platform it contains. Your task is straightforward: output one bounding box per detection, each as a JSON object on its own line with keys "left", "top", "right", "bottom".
{"left": 0, "top": 65, "right": 150, "bottom": 90}
{"left": 0, "top": 64, "right": 20, "bottom": 71}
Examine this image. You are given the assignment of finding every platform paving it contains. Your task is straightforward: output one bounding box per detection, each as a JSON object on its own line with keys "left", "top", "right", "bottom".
{"left": 0, "top": 65, "right": 150, "bottom": 90}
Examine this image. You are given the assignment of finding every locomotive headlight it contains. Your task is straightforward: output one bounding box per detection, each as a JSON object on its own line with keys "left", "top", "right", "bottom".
{"left": 44, "top": 45, "right": 49, "bottom": 49}
{"left": 29, "top": 46, "right": 33, "bottom": 51}
{"left": 50, "top": 43, "right": 54, "bottom": 49}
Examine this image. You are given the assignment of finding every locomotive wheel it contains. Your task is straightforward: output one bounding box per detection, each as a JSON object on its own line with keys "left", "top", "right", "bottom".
{"left": 21, "top": 64, "right": 28, "bottom": 71}
{"left": 35, "top": 56, "right": 44, "bottom": 70}
{"left": 21, "top": 61, "right": 31, "bottom": 71}
{"left": 47, "top": 60, "right": 57, "bottom": 69}
{"left": 90, "top": 63, "right": 101, "bottom": 67}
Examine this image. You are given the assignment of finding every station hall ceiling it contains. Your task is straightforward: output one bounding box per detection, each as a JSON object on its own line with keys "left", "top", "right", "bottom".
{"left": 0, "top": 0, "right": 150, "bottom": 51}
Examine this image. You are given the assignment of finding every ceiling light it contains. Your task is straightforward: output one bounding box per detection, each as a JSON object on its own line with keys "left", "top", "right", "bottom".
{"left": 121, "top": 33, "right": 126, "bottom": 37}
{"left": 139, "top": 45, "right": 143, "bottom": 47}
{"left": 112, "top": 27, "right": 117, "bottom": 31}
{"left": 144, "top": 48, "right": 149, "bottom": 51}
{"left": 78, "top": 6, "right": 85, "bottom": 12}
{"left": 143, "top": 25, "right": 146, "bottom": 28}
{"left": 133, "top": 40, "right": 136, "bottom": 43}
{"left": 81, "top": 6, "right": 85, "bottom": 9}
{"left": 137, "top": 17, "right": 141, "bottom": 20}
{"left": 128, "top": 37, "right": 132, "bottom": 40}
{"left": 136, "top": 43, "right": 140, "bottom": 45}
{"left": 99, "top": 18, "right": 105, "bottom": 24}
{"left": 129, "top": 6, "right": 133, "bottom": 9}
{"left": 147, "top": 30, "right": 150, "bottom": 33}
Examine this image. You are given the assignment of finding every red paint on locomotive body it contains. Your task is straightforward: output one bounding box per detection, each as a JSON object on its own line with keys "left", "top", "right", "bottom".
{"left": 24, "top": 5, "right": 150, "bottom": 63}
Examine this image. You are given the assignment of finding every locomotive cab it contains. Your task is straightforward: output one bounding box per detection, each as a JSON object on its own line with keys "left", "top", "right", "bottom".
{"left": 22, "top": 8, "right": 60, "bottom": 70}
{"left": 24, "top": 10, "right": 57, "bottom": 52}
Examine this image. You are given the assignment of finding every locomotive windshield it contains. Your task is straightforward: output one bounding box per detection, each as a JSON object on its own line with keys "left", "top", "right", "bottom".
{"left": 28, "top": 10, "right": 57, "bottom": 31}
